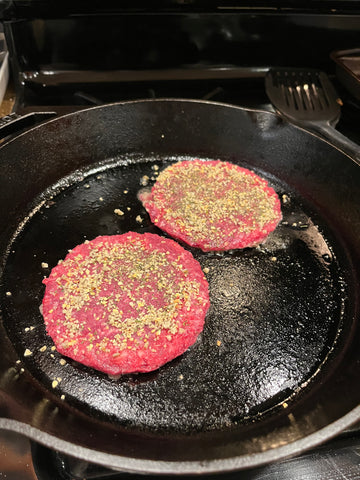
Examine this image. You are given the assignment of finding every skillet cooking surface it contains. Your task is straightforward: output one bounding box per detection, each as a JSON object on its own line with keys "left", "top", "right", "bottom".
{"left": 1, "top": 156, "right": 346, "bottom": 432}
{"left": 0, "top": 100, "right": 359, "bottom": 472}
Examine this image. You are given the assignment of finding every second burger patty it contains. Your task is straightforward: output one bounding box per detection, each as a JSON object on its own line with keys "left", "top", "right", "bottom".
{"left": 139, "top": 159, "right": 282, "bottom": 252}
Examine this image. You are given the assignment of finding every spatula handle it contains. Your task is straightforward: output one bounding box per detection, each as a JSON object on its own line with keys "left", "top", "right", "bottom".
{"left": 307, "top": 122, "right": 360, "bottom": 166}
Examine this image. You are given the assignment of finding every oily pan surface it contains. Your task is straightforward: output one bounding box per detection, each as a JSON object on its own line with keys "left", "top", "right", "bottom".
{"left": 1, "top": 156, "right": 346, "bottom": 434}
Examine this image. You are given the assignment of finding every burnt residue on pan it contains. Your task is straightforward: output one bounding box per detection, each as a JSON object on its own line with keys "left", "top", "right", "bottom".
{"left": 0, "top": 156, "right": 347, "bottom": 434}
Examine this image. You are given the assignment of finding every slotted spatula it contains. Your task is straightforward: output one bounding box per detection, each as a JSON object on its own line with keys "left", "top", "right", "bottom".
{"left": 265, "top": 68, "right": 360, "bottom": 164}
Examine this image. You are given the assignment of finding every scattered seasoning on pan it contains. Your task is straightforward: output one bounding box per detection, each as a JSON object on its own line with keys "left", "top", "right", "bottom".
{"left": 114, "top": 209, "right": 124, "bottom": 216}
{"left": 24, "top": 349, "right": 32, "bottom": 357}
{"left": 288, "top": 413, "right": 296, "bottom": 423}
{"left": 39, "top": 346, "right": 47, "bottom": 352}
{"left": 5, "top": 291, "right": 12, "bottom": 297}
{"left": 41, "top": 232, "right": 210, "bottom": 375}
{"left": 140, "top": 159, "right": 282, "bottom": 251}
{"left": 41, "top": 262, "right": 49, "bottom": 269}
{"left": 140, "top": 175, "right": 150, "bottom": 186}
{"left": 136, "top": 215, "right": 143, "bottom": 224}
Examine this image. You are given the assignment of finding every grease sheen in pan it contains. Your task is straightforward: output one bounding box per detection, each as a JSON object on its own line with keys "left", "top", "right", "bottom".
{"left": 1, "top": 156, "right": 346, "bottom": 434}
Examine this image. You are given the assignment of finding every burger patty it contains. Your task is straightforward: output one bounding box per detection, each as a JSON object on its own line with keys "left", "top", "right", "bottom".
{"left": 140, "top": 159, "right": 282, "bottom": 251}
{"left": 42, "top": 232, "right": 210, "bottom": 375}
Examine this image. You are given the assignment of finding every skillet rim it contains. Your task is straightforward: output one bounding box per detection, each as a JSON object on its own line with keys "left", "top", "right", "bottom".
{"left": 0, "top": 97, "right": 358, "bottom": 162}
{"left": 0, "top": 406, "right": 359, "bottom": 474}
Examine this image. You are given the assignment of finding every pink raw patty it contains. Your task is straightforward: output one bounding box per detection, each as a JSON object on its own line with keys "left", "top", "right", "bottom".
{"left": 140, "top": 159, "right": 282, "bottom": 251}
{"left": 42, "top": 232, "right": 210, "bottom": 375}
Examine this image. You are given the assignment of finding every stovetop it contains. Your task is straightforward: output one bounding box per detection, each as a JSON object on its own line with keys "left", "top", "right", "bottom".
{"left": 5, "top": 73, "right": 360, "bottom": 148}
{"left": 1, "top": 4, "right": 360, "bottom": 479}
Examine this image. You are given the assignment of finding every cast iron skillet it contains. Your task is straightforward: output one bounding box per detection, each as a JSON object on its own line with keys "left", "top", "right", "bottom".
{"left": 0, "top": 99, "right": 359, "bottom": 474}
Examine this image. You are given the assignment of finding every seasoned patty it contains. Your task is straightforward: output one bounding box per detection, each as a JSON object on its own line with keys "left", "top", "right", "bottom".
{"left": 42, "top": 232, "right": 210, "bottom": 375}
{"left": 140, "top": 159, "right": 282, "bottom": 251}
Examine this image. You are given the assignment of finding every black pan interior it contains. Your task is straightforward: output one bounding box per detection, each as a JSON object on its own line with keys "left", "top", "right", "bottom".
{"left": 0, "top": 154, "right": 347, "bottom": 434}
{"left": 0, "top": 100, "right": 359, "bottom": 470}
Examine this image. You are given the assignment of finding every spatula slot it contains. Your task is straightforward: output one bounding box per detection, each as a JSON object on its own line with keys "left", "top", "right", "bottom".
{"left": 265, "top": 67, "right": 341, "bottom": 124}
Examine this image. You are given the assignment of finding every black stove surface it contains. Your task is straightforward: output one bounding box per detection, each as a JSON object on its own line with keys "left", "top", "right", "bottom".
{"left": 10, "top": 74, "right": 360, "bottom": 148}
{"left": 1, "top": 6, "right": 360, "bottom": 479}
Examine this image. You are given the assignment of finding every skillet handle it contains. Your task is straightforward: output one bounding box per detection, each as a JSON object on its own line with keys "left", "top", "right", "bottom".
{"left": 0, "top": 112, "right": 57, "bottom": 141}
